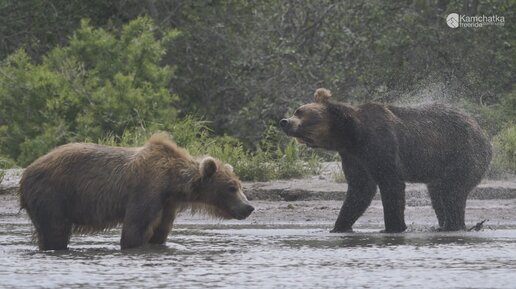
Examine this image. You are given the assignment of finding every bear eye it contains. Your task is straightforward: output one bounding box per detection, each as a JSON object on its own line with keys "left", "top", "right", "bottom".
{"left": 294, "top": 109, "right": 303, "bottom": 117}
{"left": 228, "top": 186, "right": 238, "bottom": 194}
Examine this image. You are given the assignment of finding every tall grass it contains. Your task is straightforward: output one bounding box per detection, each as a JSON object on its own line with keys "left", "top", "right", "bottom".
{"left": 491, "top": 124, "right": 516, "bottom": 176}
{"left": 0, "top": 156, "right": 16, "bottom": 183}
{"left": 96, "top": 117, "right": 321, "bottom": 181}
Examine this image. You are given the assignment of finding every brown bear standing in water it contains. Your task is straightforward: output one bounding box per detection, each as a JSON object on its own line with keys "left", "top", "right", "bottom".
{"left": 19, "top": 133, "right": 254, "bottom": 250}
{"left": 280, "top": 88, "right": 492, "bottom": 232}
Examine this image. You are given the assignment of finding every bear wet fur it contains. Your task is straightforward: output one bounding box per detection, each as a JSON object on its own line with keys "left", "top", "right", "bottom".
{"left": 280, "top": 88, "right": 492, "bottom": 232}
{"left": 19, "top": 133, "right": 254, "bottom": 250}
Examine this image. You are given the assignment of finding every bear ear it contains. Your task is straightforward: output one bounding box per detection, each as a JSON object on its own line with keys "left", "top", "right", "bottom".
{"left": 200, "top": 157, "right": 217, "bottom": 179}
{"left": 314, "top": 88, "right": 331, "bottom": 103}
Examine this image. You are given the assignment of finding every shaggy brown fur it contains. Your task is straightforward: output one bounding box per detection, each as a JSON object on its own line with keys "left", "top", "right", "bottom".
{"left": 19, "top": 133, "right": 254, "bottom": 250}
{"left": 280, "top": 88, "right": 492, "bottom": 232}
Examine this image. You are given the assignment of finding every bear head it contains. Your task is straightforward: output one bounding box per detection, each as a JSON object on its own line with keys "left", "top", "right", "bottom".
{"left": 195, "top": 157, "right": 254, "bottom": 220}
{"left": 279, "top": 88, "right": 361, "bottom": 151}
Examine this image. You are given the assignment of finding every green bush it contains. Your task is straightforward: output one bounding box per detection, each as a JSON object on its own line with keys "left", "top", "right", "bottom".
{"left": 0, "top": 17, "right": 319, "bottom": 181}
{"left": 0, "top": 155, "right": 15, "bottom": 184}
{"left": 173, "top": 120, "right": 316, "bottom": 181}
{"left": 491, "top": 125, "right": 516, "bottom": 175}
{"left": 462, "top": 88, "right": 516, "bottom": 137}
{"left": 0, "top": 17, "right": 179, "bottom": 166}
{"left": 209, "top": 138, "right": 321, "bottom": 182}
{"left": 96, "top": 119, "right": 320, "bottom": 182}
{"left": 0, "top": 156, "right": 16, "bottom": 169}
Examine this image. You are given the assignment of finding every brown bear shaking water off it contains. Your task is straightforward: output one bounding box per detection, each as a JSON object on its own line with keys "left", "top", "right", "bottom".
{"left": 19, "top": 133, "right": 254, "bottom": 250}
{"left": 280, "top": 88, "right": 492, "bottom": 233}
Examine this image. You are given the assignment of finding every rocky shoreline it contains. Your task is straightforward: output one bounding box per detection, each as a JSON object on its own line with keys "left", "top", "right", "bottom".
{"left": 2, "top": 165, "right": 516, "bottom": 202}
{"left": 2, "top": 164, "right": 516, "bottom": 229}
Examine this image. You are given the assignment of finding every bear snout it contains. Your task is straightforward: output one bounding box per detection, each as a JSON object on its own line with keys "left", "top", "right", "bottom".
{"left": 280, "top": 118, "right": 298, "bottom": 136}
{"left": 279, "top": 119, "right": 290, "bottom": 130}
{"left": 232, "top": 204, "right": 255, "bottom": 220}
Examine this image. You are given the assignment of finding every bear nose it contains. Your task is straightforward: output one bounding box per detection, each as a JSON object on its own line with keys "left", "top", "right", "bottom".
{"left": 244, "top": 204, "right": 255, "bottom": 216}
{"left": 279, "top": 119, "right": 289, "bottom": 129}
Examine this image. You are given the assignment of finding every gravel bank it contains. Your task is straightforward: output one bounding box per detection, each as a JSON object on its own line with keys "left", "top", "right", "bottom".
{"left": 2, "top": 163, "right": 515, "bottom": 230}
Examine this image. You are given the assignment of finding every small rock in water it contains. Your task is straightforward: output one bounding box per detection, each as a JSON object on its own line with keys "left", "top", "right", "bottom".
{"left": 468, "top": 219, "right": 489, "bottom": 231}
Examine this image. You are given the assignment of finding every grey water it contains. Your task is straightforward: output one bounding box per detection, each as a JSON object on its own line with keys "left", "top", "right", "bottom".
{"left": 1, "top": 215, "right": 516, "bottom": 289}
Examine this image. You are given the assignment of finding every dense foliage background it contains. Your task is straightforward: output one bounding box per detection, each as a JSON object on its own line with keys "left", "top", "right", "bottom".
{"left": 0, "top": 0, "right": 514, "bottom": 177}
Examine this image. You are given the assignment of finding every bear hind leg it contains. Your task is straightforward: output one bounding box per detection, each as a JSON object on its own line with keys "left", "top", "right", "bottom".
{"left": 441, "top": 189, "right": 468, "bottom": 231}
{"left": 426, "top": 184, "right": 446, "bottom": 229}
{"left": 30, "top": 209, "right": 72, "bottom": 250}
{"left": 429, "top": 181, "right": 474, "bottom": 231}
{"left": 37, "top": 226, "right": 72, "bottom": 250}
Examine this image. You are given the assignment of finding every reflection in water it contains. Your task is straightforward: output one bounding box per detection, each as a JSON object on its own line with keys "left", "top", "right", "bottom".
{"left": 1, "top": 220, "right": 516, "bottom": 288}
{"left": 283, "top": 232, "right": 494, "bottom": 249}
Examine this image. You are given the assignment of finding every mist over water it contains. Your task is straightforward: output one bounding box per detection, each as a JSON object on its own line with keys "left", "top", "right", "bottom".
{"left": 388, "top": 81, "right": 465, "bottom": 107}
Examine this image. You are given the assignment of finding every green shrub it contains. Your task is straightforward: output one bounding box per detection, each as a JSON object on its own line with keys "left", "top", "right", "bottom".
{"left": 183, "top": 122, "right": 321, "bottom": 181}
{"left": 0, "top": 155, "right": 15, "bottom": 184}
{"left": 0, "top": 15, "right": 321, "bottom": 180}
{"left": 96, "top": 119, "right": 321, "bottom": 181}
{"left": 332, "top": 165, "right": 347, "bottom": 183}
{"left": 207, "top": 138, "right": 320, "bottom": 181}
{"left": 462, "top": 88, "right": 516, "bottom": 138}
{"left": 491, "top": 125, "right": 516, "bottom": 175}
{"left": 0, "top": 17, "right": 179, "bottom": 166}
{"left": 0, "top": 156, "right": 16, "bottom": 169}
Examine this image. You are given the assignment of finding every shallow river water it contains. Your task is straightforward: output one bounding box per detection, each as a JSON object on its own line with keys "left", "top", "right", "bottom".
{"left": 1, "top": 213, "right": 516, "bottom": 289}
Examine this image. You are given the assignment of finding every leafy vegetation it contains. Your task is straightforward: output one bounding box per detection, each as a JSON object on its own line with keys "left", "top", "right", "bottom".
{"left": 467, "top": 89, "right": 516, "bottom": 177}
{"left": 0, "top": 17, "right": 179, "bottom": 166}
{"left": 492, "top": 125, "right": 516, "bottom": 175}
{"left": 97, "top": 119, "right": 320, "bottom": 181}
{"left": 0, "top": 1, "right": 515, "bottom": 179}
{"left": 0, "top": 156, "right": 13, "bottom": 183}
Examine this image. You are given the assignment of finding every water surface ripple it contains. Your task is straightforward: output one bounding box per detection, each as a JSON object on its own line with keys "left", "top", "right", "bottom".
{"left": 1, "top": 219, "right": 516, "bottom": 288}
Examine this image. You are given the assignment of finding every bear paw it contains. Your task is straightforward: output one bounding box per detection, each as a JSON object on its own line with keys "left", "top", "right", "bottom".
{"left": 330, "top": 227, "right": 354, "bottom": 233}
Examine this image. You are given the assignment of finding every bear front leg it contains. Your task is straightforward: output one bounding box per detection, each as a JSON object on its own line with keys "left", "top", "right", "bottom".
{"left": 378, "top": 178, "right": 407, "bottom": 233}
{"left": 332, "top": 158, "right": 377, "bottom": 232}
{"left": 332, "top": 183, "right": 377, "bottom": 232}
{"left": 149, "top": 201, "right": 177, "bottom": 245}
{"left": 121, "top": 198, "right": 163, "bottom": 249}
